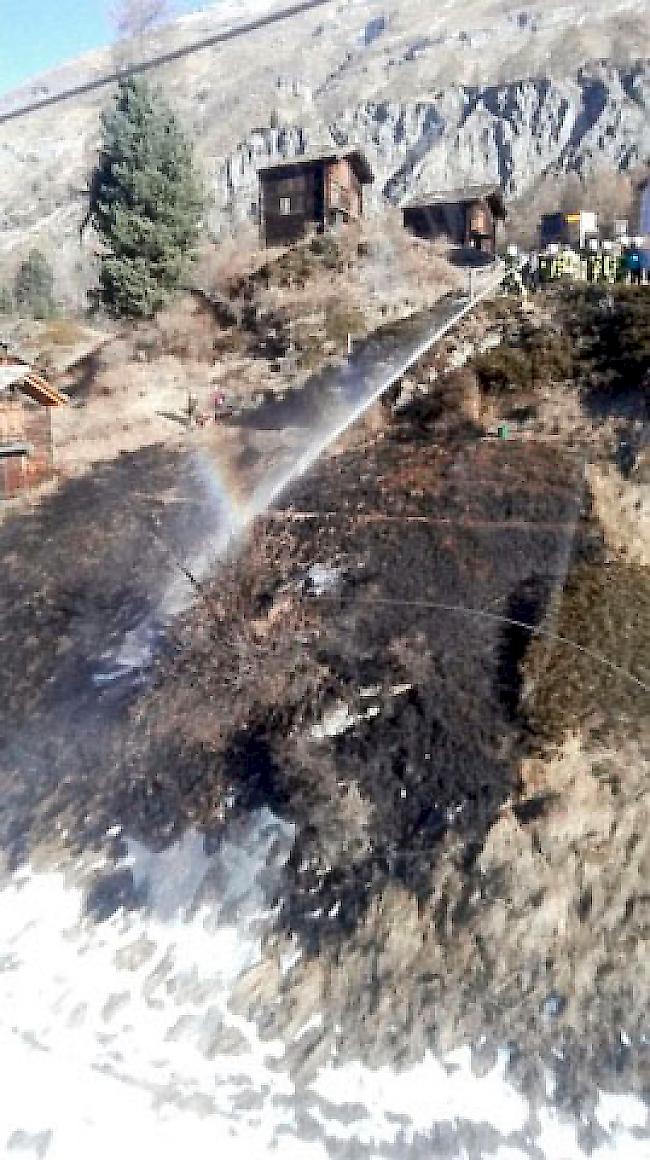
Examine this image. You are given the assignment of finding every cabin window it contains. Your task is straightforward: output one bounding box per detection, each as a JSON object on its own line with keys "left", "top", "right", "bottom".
{"left": 279, "top": 196, "right": 292, "bottom": 215}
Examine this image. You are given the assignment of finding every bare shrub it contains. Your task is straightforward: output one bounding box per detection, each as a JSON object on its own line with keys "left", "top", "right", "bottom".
{"left": 326, "top": 304, "right": 366, "bottom": 344}
{"left": 148, "top": 297, "right": 223, "bottom": 363}
{"left": 523, "top": 561, "right": 650, "bottom": 741}
{"left": 108, "top": 0, "right": 172, "bottom": 40}
{"left": 40, "top": 319, "right": 86, "bottom": 347}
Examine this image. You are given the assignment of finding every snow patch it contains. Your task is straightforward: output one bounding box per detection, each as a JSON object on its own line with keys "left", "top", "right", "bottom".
{"left": 311, "top": 1047, "right": 528, "bottom": 1142}
{"left": 0, "top": 816, "right": 647, "bottom": 1158}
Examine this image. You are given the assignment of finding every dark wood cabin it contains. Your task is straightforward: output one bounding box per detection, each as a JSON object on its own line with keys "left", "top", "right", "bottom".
{"left": 0, "top": 363, "right": 66, "bottom": 499}
{"left": 402, "top": 185, "right": 506, "bottom": 255}
{"left": 258, "top": 150, "right": 374, "bottom": 247}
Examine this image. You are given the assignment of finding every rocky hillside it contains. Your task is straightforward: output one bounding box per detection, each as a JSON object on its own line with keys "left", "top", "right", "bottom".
{"left": 0, "top": 0, "right": 648, "bottom": 296}
{"left": 220, "top": 63, "right": 650, "bottom": 227}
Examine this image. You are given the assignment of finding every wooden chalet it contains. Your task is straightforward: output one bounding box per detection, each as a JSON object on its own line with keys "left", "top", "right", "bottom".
{"left": 258, "top": 149, "right": 374, "bottom": 246}
{"left": 0, "top": 359, "right": 67, "bottom": 499}
{"left": 402, "top": 185, "right": 506, "bottom": 255}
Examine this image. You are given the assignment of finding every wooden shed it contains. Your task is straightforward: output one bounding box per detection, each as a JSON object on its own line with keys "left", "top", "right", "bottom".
{"left": 0, "top": 362, "right": 66, "bottom": 499}
{"left": 258, "top": 149, "right": 374, "bottom": 247}
{"left": 402, "top": 185, "right": 506, "bottom": 255}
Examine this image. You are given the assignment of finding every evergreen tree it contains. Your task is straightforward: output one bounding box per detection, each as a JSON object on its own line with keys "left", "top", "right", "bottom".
{"left": 0, "top": 284, "right": 13, "bottom": 314}
{"left": 14, "top": 249, "right": 55, "bottom": 319}
{"left": 89, "top": 76, "right": 203, "bottom": 317}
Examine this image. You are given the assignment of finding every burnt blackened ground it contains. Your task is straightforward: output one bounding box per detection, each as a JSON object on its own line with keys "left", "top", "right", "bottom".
{"left": 0, "top": 429, "right": 584, "bottom": 893}
{"left": 239, "top": 438, "right": 587, "bottom": 947}
{"left": 0, "top": 404, "right": 648, "bottom": 1125}
{"left": 0, "top": 446, "right": 215, "bottom": 735}
{"left": 69, "top": 435, "right": 585, "bottom": 954}
{"left": 0, "top": 445, "right": 237, "bottom": 864}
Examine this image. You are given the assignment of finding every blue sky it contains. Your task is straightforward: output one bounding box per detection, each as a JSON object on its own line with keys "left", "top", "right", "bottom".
{"left": 0, "top": 1, "right": 210, "bottom": 95}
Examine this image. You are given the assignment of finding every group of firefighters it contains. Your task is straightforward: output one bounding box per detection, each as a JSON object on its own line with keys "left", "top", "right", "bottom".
{"left": 504, "top": 243, "right": 650, "bottom": 294}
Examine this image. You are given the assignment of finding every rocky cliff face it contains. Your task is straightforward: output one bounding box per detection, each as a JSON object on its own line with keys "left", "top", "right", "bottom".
{"left": 216, "top": 62, "right": 650, "bottom": 229}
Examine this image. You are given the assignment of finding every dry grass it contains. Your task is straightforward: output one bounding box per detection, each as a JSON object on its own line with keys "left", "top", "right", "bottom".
{"left": 40, "top": 319, "right": 86, "bottom": 347}
{"left": 357, "top": 210, "right": 465, "bottom": 318}
{"left": 587, "top": 463, "right": 650, "bottom": 566}
{"left": 52, "top": 354, "right": 213, "bottom": 475}
{"left": 43, "top": 220, "right": 466, "bottom": 483}
{"left": 325, "top": 303, "right": 366, "bottom": 344}
{"left": 522, "top": 560, "right": 650, "bottom": 742}
{"left": 192, "top": 230, "right": 271, "bottom": 296}
{"left": 132, "top": 295, "right": 232, "bottom": 363}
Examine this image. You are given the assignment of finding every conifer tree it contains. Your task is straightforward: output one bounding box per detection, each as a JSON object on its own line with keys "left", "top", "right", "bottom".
{"left": 14, "top": 249, "right": 55, "bottom": 319}
{"left": 0, "top": 284, "right": 13, "bottom": 314}
{"left": 89, "top": 76, "right": 203, "bottom": 317}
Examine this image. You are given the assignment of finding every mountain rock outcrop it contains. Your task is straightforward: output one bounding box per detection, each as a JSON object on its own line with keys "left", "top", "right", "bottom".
{"left": 216, "top": 63, "right": 650, "bottom": 230}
